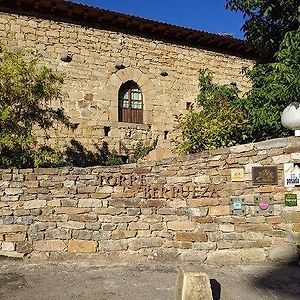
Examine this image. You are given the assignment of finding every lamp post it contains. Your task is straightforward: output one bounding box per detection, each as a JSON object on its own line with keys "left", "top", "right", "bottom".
{"left": 281, "top": 102, "right": 300, "bottom": 136}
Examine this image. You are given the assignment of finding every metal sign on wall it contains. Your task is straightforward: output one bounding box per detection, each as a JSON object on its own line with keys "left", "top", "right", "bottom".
{"left": 252, "top": 166, "right": 278, "bottom": 185}
{"left": 254, "top": 195, "right": 274, "bottom": 216}
{"left": 230, "top": 198, "right": 246, "bottom": 215}
{"left": 284, "top": 163, "right": 300, "bottom": 187}
{"left": 285, "top": 194, "right": 298, "bottom": 207}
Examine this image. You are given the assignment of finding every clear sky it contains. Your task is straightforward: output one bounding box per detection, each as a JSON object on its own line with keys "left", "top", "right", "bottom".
{"left": 72, "top": 0, "right": 245, "bottom": 39}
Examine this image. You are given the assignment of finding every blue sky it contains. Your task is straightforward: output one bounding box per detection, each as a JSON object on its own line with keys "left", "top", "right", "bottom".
{"left": 72, "top": 0, "right": 245, "bottom": 39}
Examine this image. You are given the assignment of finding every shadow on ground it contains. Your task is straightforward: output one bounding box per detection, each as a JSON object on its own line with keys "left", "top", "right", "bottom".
{"left": 253, "top": 262, "right": 300, "bottom": 299}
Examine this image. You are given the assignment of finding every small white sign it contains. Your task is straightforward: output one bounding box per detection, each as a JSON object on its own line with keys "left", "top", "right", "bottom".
{"left": 284, "top": 163, "right": 300, "bottom": 187}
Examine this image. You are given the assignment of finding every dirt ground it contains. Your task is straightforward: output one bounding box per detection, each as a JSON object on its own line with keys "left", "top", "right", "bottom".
{"left": 0, "top": 259, "right": 299, "bottom": 300}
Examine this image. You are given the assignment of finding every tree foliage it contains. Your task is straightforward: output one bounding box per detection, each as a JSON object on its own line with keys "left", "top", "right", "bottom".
{"left": 226, "top": 0, "right": 299, "bottom": 62}
{"left": 0, "top": 46, "right": 71, "bottom": 168}
{"left": 241, "top": 29, "right": 300, "bottom": 140}
{"left": 225, "top": 0, "right": 300, "bottom": 141}
{"left": 175, "top": 70, "right": 249, "bottom": 154}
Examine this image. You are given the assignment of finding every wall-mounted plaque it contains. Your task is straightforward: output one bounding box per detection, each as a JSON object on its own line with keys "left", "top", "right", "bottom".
{"left": 252, "top": 166, "right": 278, "bottom": 185}
{"left": 254, "top": 195, "right": 274, "bottom": 216}
{"left": 230, "top": 198, "right": 246, "bottom": 215}
{"left": 285, "top": 194, "right": 298, "bottom": 207}
{"left": 231, "top": 168, "right": 245, "bottom": 182}
{"left": 284, "top": 163, "right": 300, "bottom": 187}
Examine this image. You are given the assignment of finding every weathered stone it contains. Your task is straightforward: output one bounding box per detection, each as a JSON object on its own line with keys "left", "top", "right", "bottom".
{"left": 269, "top": 245, "right": 299, "bottom": 263}
{"left": 207, "top": 249, "right": 242, "bottom": 264}
{"left": 0, "top": 216, "right": 14, "bottom": 225}
{"left": 219, "top": 224, "right": 234, "bottom": 232}
{"left": 175, "top": 232, "right": 208, "bottom": 242}
{"left": 179, "top": 250, "right": 208, "bottom": 262}
{"left": 175, "top": 270, "right": 213, "bottom": 300}
{"left": 68, "top": 240, "right": 97, "bottom": 253}
{"left": 45, "top": 228, "right": 71, "bottom": 240}
{"left": 167, "top": 221, "right": 195, "bottom": 231}
{"left": 128, "top": 237, "right": 163, "bottom": 250}
{"left": 282, "top": 211, "right": 300, "bottom": 223}
{"left": 78, "top": 199, "right": 102, "bottom": 208}
{"left": 126, "top": 208, "right": 141, "bottom": 216}
{"left": 72, "top": 230, "right": 92, "bottom": 240}
{"left": 16, "top": 241, "right": 33, "bottom": 254}
{"left": 58, "top": 221, "right": 85, "bottom": 230}
{"left": 29, "top": 222, "right": 47, "bottom": 232}
{"left": 128, "top": 222, "right": 150, "bottom": 230}
{"left": 209, "top": 206, "right": 230, "bottom": 216}
{"left": 16, "top": 216, "right": 33, "bottom": 225}
{"left": 111, "top": 230, "right": 136, "bottom": 240}
{"left": 0, "top": 250, "right": 24, "bottom": 259}
{"left": 241, "top": 248, "right": 266, "bottom": 262}
{"left": 4, "top": 233, "right": 26, "bottom": 242}
{"left": 0, "top": 225, "right": 27, "bottom": 233}
{"left": 91, "top": 231, "right": 111, "bottom": 241}
{"left": 24, "top": 200, "right": 46, "bottom": 209}
{"left": 99, "top": 240, "right": 127, "bottom": 252}
{"left": 33, "top": 240, "right": 66, "bottom": 252}
{"left": 4, "top": 188, "right": 23, "bottom": 196}
{"left": 2, "top": 241, "right": 15, "bottom": 251}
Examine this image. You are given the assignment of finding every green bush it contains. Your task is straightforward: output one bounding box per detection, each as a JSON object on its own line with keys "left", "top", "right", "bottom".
{"left": 0, "top": 46, "right": 71, "bottom": 168}
{"left": 175, "top": 69, "right": 249, "bottom": 154}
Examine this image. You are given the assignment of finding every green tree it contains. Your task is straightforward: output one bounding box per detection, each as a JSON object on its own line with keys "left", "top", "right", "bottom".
{"left": 226, "top": 0, "right": 300, "bottom": 141}
{"left": 175, "top": 70, "right": 249, "bottom": 154}
{"left": 0, "top": 46, "right": 71, "bottom": 168}
{"left": 226, "top": 0, "right": 299, "bottom": 62}
{"left": 241, "top": 30, "right": 300, "bottom": 140}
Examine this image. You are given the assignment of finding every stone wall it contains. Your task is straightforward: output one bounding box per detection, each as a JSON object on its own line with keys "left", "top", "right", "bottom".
{"left": 0, "top": 137, "right": 299, "bottom": 263}
{"left": 0, "top": 11, "right": 254, "bottom": 153}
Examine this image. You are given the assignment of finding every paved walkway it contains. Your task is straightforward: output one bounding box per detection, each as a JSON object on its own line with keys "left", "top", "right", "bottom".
{"left": 0, "top": 260, "right": 299, "bottom": 300}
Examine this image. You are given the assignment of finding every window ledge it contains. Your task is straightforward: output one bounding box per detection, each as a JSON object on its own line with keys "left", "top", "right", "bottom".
{"left": 113, "top": 122, "right": 151, "bottom": 130}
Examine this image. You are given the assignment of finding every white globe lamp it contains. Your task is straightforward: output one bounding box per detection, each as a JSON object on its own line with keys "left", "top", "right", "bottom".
{"left": 281, "top": 102, "right": 300, "bottom": 136}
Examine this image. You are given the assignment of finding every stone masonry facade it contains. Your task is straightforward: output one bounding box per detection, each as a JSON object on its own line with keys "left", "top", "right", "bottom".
{"left": 0, "top": 137, "right": 299, "bottom": 263}
{"left": 0, "top": 8, "right": 254, "bottom": 154}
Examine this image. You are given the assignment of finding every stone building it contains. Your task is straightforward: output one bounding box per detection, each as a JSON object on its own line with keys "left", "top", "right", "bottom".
{"left": 0, "top": 0, "right": 257, "bottom": 159}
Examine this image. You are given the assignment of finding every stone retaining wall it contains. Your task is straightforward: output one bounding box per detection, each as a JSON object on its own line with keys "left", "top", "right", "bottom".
{"left": 0, "top": 137, "right": 299, "bottom": 263}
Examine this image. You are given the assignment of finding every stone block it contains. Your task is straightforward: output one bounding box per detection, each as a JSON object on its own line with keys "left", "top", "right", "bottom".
{"left": 111, "top": 230, "right": 137, "bottom": 240}
{"left": 58, "top": 221, "right": 85, "bottom": 230}
{"left": 241, "top": 248, "right": 266, "bottom": 262}
{"left": 4, "top": 233, "right": 26, "bottom": 242}
{"left": 68, "top": 240, "right": 97, "bottom": 253}
{"left": 207, "top": 249, "right": 242, "bottom": 264}
{"left": 167, "top": 221, "right": 196, "bottom": 231}
{"left": 209, "top": 206, "right": 230, "bottom": 216}
{"left": 269, "top": 245, "right": 299, "bottom": 263}
{"left": 24, "top": 200, "right": 46, "bottom": 209}
{"left": 175, "top": 232, "right": 208, "bottom": 242}
{"left": 175, "top": 270, "right": 213, "bottom": 300}
{"left": 33, "top": 240, "right": 66, "bottom": 252}
{"left": 0, "top": 250, "right": 24, "bottom": 259}
{"left": 16, "top": 241, "right": 33, "bottom": 254}
{"left": 128, "top": 237, "right": 163, "bottom": 250}
{"left": 0, "top": 225, "right": 28, "bottom": 233}
{"left": 72, "top": 230, "right": 93, "bottom": 240}
{"left": 128, "top": 222, "right": 150, "bottom": 230}
{"left": 78, "top": 199, "right": 102, "bottom": 208}
{"left": 91, "top": 231, "right": 111, "bottom": 241}
{"left": 4, "top": 188, "right": 23, "bottom": 196}
{"left": 16, "top": 216, "right": 33, "bottom": 225}
{"left": 45, "top": 228, "right": 71, "bottom": 240}
{"left": 179, "top": 250, "right": 208, "bottom": 262}
{"left": 2, "top": 241, "right": 15, "bottom": 251}
{"left": 282, "top": 211, "right": 300, "bottom": 223}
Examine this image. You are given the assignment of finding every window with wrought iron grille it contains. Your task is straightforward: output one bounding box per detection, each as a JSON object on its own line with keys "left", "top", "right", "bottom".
{"left": 118, "top": 81, "right": 143, "bottom": 124}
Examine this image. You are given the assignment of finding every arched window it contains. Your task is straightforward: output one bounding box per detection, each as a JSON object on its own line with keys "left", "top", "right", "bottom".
{"left": 118, "top": 81, "right": 143, "bottom": 124}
